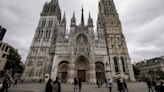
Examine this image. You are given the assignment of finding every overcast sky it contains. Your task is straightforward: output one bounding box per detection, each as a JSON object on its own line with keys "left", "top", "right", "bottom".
{"left": 0, "top": 0, "right": 164, "bottom": 63}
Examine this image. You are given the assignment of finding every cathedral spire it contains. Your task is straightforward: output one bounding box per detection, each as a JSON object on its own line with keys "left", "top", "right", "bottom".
{"left": 88, "top": 12, "right": 93, "bottom": 26}
{"left": 71, "top": 11, "right": 76, "bottom": 26}
{"left": 81, "top": 7, "right": 84, "bottom": 26}
{"left": 73, "top": 11, "right": 75, "bottom": 19}
{"left": 100, "top": 0, "right": 118, "bottom": 16}
{"left": 89, "top": 12, "right": 91, "bottom": 19}
{"left": 51, "top": 0, "right": 58, "bottom": 5}
{"left": 41, "top": 0, "right": 61, "bottom": 22}
{"left": 97, "top": 13, "right": 103, "bottom": 28}
{"left": 61, "top": 12, "right": 66, "bottom": 26}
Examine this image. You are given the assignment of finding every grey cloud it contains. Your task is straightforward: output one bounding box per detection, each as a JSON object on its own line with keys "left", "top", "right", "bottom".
{"left": 0, "top": 0, "right": 164, "bottom": 63}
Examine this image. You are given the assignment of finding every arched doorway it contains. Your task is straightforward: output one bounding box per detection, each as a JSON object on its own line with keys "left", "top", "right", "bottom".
{"left": 95, "top": 62, "right": 105, "bottom": 81}
{"left": 58, "top": 61, "right": 68, "bottom": 83}
{"left": 75, "top": 56, "right": 89, "bottom": 82}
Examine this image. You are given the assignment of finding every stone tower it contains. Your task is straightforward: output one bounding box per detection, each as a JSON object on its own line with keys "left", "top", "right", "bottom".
{"left": 99, "top": 0, "right": 135, "bottom": 81}
{"left": 23, "top": 0, "right": 135, "bottom": 82}
{"left": 22, "top": 0, "right": 61, "bottom": 80}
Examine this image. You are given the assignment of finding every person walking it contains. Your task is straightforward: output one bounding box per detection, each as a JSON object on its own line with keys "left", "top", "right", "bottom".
{"left": 52, "top": 77, "right": 61, "bottom": 92}
{"left": 96, "top": 79, "right": 99, "bottom": 88}
{"left": 45, "top": 79, "right": 53, "bottom": 92}
{"left": 146, "top": 78, "right": 154, "bottom": 92}
{"left": 107, "top": 79, "right": 114, "bottom": 92}
{"left": 39, "top": 79, "right": 42, "bottom": 83}
{"left": 123, "top": 79, "right": 128, "bottom": 92}
{"left": 78, "top": 77, "right": 82, "bottom": 92}
{"left": 13, "top": 78, "right": 18, "bottom": 88}
{"left": 117, "top": 78, "right": 124, "bottom": 92}
{"left": 152, "top": 80, "right": 159, "bottom": 92}
{"left": 105, "top": 78, "right": 108, "bottom": 88}
{"left": 155, "top": 80, "right": 161, "bottom": 92}
{"left": 0, "top": 76, "right": 9, "bottom": 92}
{"left": 74, "top": 77, "right": 78, "bottom": 92}
{"left": 158, "top": 80, "right": 164, "bottom": 92}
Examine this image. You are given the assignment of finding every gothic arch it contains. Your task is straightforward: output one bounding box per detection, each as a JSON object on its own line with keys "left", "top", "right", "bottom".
{"left": 121, "top": 56, "right": 128, "bottom": 73}
{"left": 95, "top": 62, "right": 105, "bottom": 80}
{"left": 27, "top": 60, "right": 33, "bottom": 66}
{"left": 57, "top": 61, "right": 68, "bottom": 82}
{"left": 75, "top": 56, "right": 89, "bottom": 82}
{"left": 28, "top": 68, "right": 34, "bottom": 78}
{"left": 113, "top": 56, "right": 119, "bottom": 73}
{"left": 41, "top": 18, "right": 46, "bottom": 27}
{"left": 75, "top": 56, "right": 89, "bottom": 70}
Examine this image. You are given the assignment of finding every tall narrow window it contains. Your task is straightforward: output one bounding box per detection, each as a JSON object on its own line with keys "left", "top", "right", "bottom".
{"left": 37, "top": 30, "right": 40, "bottom": 37}
{"left": 45, "top": 30, "right": 48, "bottom": 38}
{"left": 48, "top": 19, "right": 53, "bottom": 28}
{"left": 5, "top": 46, "right": 9, "bottom": 52}
{"left": 40, "top": 30, "right": 43, "bottom": 38}
{"left": 41, "top": 18, "right": 46, "bottom": 28}
{"left": 48, "top": 30, "right": 51, "bottom": 38}
{"left": 2, "top": 44, "right": 5, "bottom": 50}
{"left": 121, "top": 57, "right": 126, "bottom": 72}
{"left": 113, "top": 57, "right": 119, "bottom": 73}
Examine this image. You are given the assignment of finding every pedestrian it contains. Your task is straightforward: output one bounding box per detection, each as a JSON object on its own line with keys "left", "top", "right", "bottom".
{"left": 45, "top": 79, "right": 53, "bottom": 92}
{"left": 96, "top": 79, "right": 99, "bottom": 88}
{"left": 74, "top": 77, "right": 78, "bottom": 92}
{"left": 152, "top": 80, "right": 158, "bottom": 92}
{"left": 107, "top": 79, "right": 114, "bottom": 92}
{"left": 117, "top": 78, "right": 124, "bottom": 92}
{"left": 105, "top": 78, "right": 108, "bottom": 88}
{"left": 39, "top": 79, "right": 42, "bottom": 83}
{"left": 155, "top": 80, "right": 161, "bottom": 92}
{"left": 13, "top": 78, "right": 18, "bottom": 87}
{"left": 123, "top": 79, "right": 128, "bottom": 92}
{"left": 52, "top": 77, "right": 61, "bottom": 92}
{"left": 158, "top": 80, "right": 164, "bottom": 92}
{"left": 146, "top": 78, "right": 154, "bottom": 92}
{"left": 100, "top": 79, "right": 103, "bottom": 87}
{"left": 98, "top": 79, "right": 102, "bottom": 88}
{"left": 0, "top": 76, "right": 10, "bottom": 92}
{"left": 78, "top": 77, "right": 82, "bottom": 92}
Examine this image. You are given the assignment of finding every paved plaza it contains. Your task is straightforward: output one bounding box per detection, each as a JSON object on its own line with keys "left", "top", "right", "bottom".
{"left": 8, "top": 82, "right": 149, "bottom": 92}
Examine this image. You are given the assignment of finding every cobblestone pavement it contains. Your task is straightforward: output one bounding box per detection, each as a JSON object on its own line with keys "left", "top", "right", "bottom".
{"left": 8, "top": 82, "right": 149, "bottom": 92}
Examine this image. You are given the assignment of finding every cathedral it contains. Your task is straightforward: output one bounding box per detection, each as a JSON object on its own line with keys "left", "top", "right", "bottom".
{"left": 23, "top": 0, "right": 135, "bottom": 83}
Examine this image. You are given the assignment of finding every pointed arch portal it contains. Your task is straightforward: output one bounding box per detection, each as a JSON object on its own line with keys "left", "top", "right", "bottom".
{"left": 75, "top": 56, "right": 89, "bottom": 82}
{"left": 95, "top": 62, "right": 105, "bottom": 81}
{"left": 58, "top": 61, "right": 68, "bottom": 82}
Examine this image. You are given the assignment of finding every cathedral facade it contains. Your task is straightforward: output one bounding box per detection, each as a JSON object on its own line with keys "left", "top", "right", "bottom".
{"left": 23, "top": 0, "right": 135, "bottom": 83}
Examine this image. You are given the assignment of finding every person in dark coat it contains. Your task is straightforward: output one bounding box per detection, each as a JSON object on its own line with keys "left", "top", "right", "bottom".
{"left": 152, "top": 80, "right": 158, "bottom": 92}
{"left": 117, "top": 78, "right": 124, "bottom": 92}
{"left": 0, "top": 76, "right": 9, "bottom": 92}
{"left": 45, "top": 79, "right": 52, "bottom": 92}
{"left": 74, "top": 77, "right": 78, "bottom": 91}
{"left": 158, "top": 81, "right": 164, "bottom": 92}
{"left": 78, "top": 77, "right": 82, "bottom": 92}
{"left": 52, "top": 77, "right": 61, "bottom": 92}
{"left": 96, "top": 79, "right": 99, "bottom": 88}
{"left": 123, "top": 79, "right": 128, "bottom": 92}
{"left": 146, "top": 78, "right": 154, "bottom": 92}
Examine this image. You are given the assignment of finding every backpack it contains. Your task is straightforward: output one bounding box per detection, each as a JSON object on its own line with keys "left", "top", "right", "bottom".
{"left": 52, "top": 82, "right": 59, "bottom": 92}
